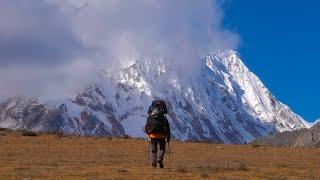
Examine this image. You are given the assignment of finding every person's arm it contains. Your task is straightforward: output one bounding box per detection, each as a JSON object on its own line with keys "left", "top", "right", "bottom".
{"left": 145, "top": 116, "right": 152, "bottom": 135}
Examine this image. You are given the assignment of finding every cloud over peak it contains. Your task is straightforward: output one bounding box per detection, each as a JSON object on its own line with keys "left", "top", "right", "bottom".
{"left": 0, "top": 0, "right": 238, "bottom": 99}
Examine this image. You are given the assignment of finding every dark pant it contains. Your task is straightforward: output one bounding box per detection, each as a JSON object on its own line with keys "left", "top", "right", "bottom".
{"left": 151, "top": 138, "right": 166, "bottom": 165}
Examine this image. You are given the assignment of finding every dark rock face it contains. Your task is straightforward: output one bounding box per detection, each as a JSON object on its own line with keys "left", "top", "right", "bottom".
{"left": 0, "top": 97, "right": 125, "bottom": 137}
{"left": 251, "top": 122, "right": 320, "bottom": 147}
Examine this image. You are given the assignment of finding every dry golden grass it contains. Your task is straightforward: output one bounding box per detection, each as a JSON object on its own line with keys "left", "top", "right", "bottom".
{"left": 0, "top": 131, "right": 319, "bottom": 179}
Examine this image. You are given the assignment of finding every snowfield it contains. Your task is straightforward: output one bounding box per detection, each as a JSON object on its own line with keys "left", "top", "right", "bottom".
{"left": 0, "top": 50, "right": 306, "bottom": 144}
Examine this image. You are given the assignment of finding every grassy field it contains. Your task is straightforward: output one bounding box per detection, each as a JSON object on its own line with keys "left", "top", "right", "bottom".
{"left": 0, "top": 130, "right": 319, "bottom": 179}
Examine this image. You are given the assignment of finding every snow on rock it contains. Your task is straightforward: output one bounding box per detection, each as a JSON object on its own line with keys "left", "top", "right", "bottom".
{"left": 0, "top": 51, "right": 306, "bottom": 144}
{"left": 301, "top": 119, "right": 320, "bottom": 129}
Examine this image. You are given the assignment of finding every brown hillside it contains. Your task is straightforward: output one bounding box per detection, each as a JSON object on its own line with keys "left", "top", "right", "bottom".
{"left": 252, "top": 122, "right": 320, "bottom": 147}
{"left": 0, "top": 130, "right": 319, "bottom": 179}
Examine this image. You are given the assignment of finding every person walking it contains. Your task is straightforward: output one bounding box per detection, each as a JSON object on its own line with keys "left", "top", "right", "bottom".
{"left": 145, "top": 100, "right": 171, "bottom": 169}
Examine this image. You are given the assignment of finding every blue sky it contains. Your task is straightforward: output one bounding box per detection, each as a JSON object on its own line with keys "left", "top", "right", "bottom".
{"left": 221, "top": 1, "right": 320, "bottom": 122}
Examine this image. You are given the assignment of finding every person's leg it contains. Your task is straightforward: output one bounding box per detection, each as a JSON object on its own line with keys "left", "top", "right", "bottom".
{"left": 158, "top": 138, "right": 166, "bottom": 168}
{"left": 151, "top": 138, "right": 158, "bottom": 168}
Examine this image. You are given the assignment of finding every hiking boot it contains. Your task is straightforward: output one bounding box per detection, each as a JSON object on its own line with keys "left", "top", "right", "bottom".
{"left": 158, "top": 160, "right": 164, "bottom": 169}
{"left": 152, "top": 163, "right": 157, "bottom": 169}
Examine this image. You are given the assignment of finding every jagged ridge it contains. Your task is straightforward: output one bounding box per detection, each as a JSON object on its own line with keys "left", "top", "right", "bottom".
{"left": 251, "top": 122, "right": 320, "bottom": 147}
{"left": 0, "top": 50, "right": 307, "bottom": 144}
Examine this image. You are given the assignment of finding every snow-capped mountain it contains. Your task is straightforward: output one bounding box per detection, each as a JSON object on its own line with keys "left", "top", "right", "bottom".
{"left": 0, "top": 50, "right": 307, "bottom": 144}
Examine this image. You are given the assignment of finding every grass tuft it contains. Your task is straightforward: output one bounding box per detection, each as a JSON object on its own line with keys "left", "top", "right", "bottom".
{"left": 275, "top": 163, "right": 288, "bottom": 168}
{"left": 22, "top": 131, "right": 38, "bottom": 137}
{"left": 251, "top": 144, "right": 261, "bottom": 148}
{"left": 200, "top": 171, "right": 209, "bottom": 179}
{"left": 198, "top": 165, "right": 211, "bottom": 179}
{"left": 176, "top": 164, "right": 188, "bottom": 173}
{"left": 116, "top": 168, "right": 128, "bottom": 173}
{"left": 123, "top": 134, "right": 132, "bottom": 139}
{"left": 55, "top": 132, "right": 66, "bottom": 138}
{"left": 236, "top": 161, "right": 249, "bottom": 171}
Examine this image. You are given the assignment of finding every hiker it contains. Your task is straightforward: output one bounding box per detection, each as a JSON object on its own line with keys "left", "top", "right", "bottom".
{"left": 145, "top": 100, "right": 171, "bottom": 169}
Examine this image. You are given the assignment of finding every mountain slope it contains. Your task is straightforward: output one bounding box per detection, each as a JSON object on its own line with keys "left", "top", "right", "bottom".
{"left": 0, "top": 50, "right": 307, "bottom": 144}
{"left": 251, "top": 122, "right": 320, "bottom": 147}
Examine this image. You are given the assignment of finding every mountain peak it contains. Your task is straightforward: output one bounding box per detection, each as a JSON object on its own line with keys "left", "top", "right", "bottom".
{"left": 0, "top": 50, "right": 306, "bottom": 144}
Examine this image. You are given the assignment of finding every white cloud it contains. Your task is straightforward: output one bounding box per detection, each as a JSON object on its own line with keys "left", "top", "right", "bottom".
{"left": 0, "top": 0, "right": 239, "bottom": 99}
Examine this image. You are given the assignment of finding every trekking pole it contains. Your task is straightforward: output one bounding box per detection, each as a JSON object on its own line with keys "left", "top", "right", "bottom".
{"left": 167, "top": 141, "right": 171, "bottom": 161}
{"left": 144, "top": 138, "right": 147, "bottom": 165}
{"left": 147, "top": 137, "right": 151, "bottom": 166}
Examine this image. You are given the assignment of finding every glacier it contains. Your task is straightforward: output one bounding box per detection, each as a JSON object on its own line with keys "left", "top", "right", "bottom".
{"left": 0, "top": 50, "right": 307, "bottom": 144}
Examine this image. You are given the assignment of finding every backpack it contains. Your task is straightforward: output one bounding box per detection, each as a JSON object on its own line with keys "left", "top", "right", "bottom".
{"left": 146, "top": 100, "right": 168, "bottom": 134}
{"left": 148, "top": 115, "right": 166, "bottom": 134}
{"left": 148, "top": 100, "right": 168, "bottom": 115}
